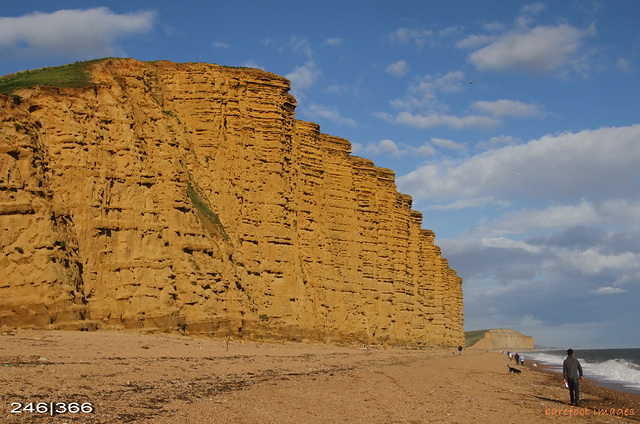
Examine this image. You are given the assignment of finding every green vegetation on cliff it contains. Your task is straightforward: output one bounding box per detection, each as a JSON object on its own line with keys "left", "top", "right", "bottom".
{"left": 0, "top": 59, "right": 109, "bottom": 94}
{"left": 186, "top": 182, "right": 229, "bottom": 241}
{"left": 465, "top": 329, "right": 489, "bottom": 347}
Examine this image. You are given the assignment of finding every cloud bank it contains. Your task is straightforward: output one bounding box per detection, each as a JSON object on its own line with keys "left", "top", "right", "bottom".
{"left": 398, "top": 124, "right": 640, "bottom": 203}
{"left": 0, "top": 8, "right": 156, "bottom": 58}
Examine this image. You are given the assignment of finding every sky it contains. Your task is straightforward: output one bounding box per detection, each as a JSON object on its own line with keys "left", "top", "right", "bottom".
{"left": 2, "top": 1, "right": 639, "bottom": 349}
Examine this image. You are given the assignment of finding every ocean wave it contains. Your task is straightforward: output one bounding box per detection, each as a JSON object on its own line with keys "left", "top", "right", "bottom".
{"left": 584, "top": 359, "right": 640, "bottom": 390}
{"left": 528, "top": 351, "right": 640, "bottom": 393}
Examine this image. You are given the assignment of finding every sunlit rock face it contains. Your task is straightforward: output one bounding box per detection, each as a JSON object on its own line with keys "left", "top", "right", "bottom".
{"left": 468, "top": 329, "right": 534, "bottom": 350}
{"left": 0, "top": 59, "right": 463, "bottom": 347}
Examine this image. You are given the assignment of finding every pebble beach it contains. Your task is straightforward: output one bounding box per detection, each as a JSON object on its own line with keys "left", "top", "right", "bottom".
{"left": 1, "top": 330, "right": 638, "bottom": 423}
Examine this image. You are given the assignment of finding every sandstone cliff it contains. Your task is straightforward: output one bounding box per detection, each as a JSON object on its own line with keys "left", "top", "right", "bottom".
{"left": 466, "top": 329, "right": 533, "bottom": 350}
{"left": 0, "top": 59, "right": 463, "bottom": 347}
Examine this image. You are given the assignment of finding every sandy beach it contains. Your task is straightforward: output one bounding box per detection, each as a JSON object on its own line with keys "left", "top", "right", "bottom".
{"left": 1, "top": 330, "right": 638, "bottom": 423}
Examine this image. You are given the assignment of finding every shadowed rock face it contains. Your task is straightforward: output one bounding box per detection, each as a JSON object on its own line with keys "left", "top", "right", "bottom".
{"left": 0, "top": 59, "right": 463, "bottom": 347}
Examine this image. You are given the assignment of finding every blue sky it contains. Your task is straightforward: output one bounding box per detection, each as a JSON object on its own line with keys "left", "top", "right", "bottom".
{"left": 2, "top": 1, "right": 639, "bottom": 348}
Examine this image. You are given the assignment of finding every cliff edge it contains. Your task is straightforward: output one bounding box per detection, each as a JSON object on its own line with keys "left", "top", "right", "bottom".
{"left": 0, "top": 59, "right": 463, "bottom": 347}
{"left": 465, "top": 329, "right": 534, "bottom": 350}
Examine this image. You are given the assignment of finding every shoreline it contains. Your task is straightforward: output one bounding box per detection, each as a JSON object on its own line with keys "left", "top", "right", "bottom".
{"left": 1, "top": 330, "right": 638, "bottom": 423}
{"left": 517, "top": 349, "right": 640, "bottom": 397}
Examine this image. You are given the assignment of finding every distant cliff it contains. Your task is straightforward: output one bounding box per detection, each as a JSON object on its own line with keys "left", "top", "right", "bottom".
{"left": 465, "top": 329, "right": 534, "bottom": 350}
{"left": 0, "top": 58, "right": 463, "bottom": 346}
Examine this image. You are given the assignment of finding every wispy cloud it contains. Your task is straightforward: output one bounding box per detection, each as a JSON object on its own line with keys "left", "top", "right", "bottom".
{"left": 379, "top": 71, "right": 545, "bottom": 130}
{"left": 388, "top": 71, "right": 465, "bottom": 111}
{"left": 385, "top": 60, "right": 409, "bottom": 77}
{"left": 354, "top": 137, "right": 468, "bottom": 159}
{"left": 616, "top": 57, "right": 633, "bottom": 73}
{"left": 286, "top": 60, "right": 320, "bottom": 97}
{"left": 289, "top": 35, "right": 314, "bottom": 59}
{"left": 301, "top": 103, "right": 356, "bottom": 127}
{"left": 212, "top": 41, "right": 229, "bottom": 49}
{"left": 323, "top": 37, "right": 344, "bottom": 47}
{"left": 590, "top": 287, "right": 627, "bottom": 295}
{"left": 476, "top": 135, "right": 522, "bottom": 150}
{"left": 431, "top": 137, "right": 466, "bottom": 151}
{"left": 376, "top": 110, "right": 499, "bottom": 130}
{"left": 472, "top": 99, "right": 546, "bottom": 118}
{"left": 0, "top": 7, "right": 156, "bottom": 58}
{"left": 388, "top": 27, "right": 434, "bottom": 48}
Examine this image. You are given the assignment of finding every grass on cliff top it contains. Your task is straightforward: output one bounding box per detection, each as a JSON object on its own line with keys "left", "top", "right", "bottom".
{"left": 465, "top": 329, "right": 490, "bottom": 347}
{"left": 0, "top": 58, "right": 110, "bottom": 95}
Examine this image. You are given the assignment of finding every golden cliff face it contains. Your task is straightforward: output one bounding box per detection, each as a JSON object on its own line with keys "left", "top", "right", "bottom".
{"left": 0, "top": 59, "right": 463, "bottom": 347}
{"left": 468, "top": 329, "right": 534, "bottom": 351}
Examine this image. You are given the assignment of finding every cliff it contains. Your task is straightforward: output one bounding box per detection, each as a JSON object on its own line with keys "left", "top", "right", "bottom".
{"left": 465, "top": 329, "right": 534, "bottom": 350}
{"left": 0, "top": 58, "right": 463, "bottom": 347}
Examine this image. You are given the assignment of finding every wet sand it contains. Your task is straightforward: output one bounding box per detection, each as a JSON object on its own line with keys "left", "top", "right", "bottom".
{"left": 1, "top": 330, "right": 638, "bottom": 423}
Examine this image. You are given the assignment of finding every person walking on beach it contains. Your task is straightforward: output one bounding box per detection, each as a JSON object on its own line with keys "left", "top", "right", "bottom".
{"left": 563, "top": 349, "right": 584, "bottom": 405}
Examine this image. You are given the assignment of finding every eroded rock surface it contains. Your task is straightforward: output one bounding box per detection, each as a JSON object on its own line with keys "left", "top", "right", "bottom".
{"left": 0, "top": 59, "right": 463, "bottom": 346}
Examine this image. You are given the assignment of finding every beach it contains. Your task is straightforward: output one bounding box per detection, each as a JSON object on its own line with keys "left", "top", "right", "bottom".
{"left": 1, "top": 330, "right": 638, "bottom": 423}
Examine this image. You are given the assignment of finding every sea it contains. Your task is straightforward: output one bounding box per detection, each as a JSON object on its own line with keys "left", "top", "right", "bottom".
{"left": 525, "top": 348, "right": 640, "bottom": 395}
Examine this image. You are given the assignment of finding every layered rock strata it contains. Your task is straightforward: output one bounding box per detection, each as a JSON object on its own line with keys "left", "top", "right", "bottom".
{"left": 0, "top": 59, "right": 463, "bottom": 346}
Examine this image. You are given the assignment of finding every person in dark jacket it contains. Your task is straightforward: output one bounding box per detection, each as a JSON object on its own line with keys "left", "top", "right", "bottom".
{"left": 563, "top": 349, "right": 584, "bottom": 405}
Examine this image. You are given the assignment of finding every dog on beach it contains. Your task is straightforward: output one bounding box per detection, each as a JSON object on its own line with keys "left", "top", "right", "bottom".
{"left": 507, "top": 365, "right": 521, "bottom": 375}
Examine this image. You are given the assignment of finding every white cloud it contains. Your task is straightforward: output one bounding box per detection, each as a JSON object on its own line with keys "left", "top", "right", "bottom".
{"left": 517, "top": 2, "right": 546, "bottom": 28}
{"left": 558, "top": 248, "right": 640, "bottom": 276}
{"left": 323, "top": 37, "right": 344, "bottom": 46}
{"left": 431, "top": 137, "right": 466, "bottom": 151}
{"left": 483, "top": 21, "right": 506, "bottom": 32}
{"left": 388, "top": 27, "right": 434, "bottom": 48}
{"left": 424, "top": 70, "right": 466, "bottom": 94}
{"left": 456, "top": 34, "right": 495, "bottom": 49}
{"left": 0, "top": 7, "right": 156, "bottom": 58}
{"left": 385, "top": 60, "right": 409, "bottom": 77}
{"left": 381, "top": 71, "right": 542, "bottom": 131}
{"left": 472, "top": 99, "right": 545, "bottom": 118}
{"left": 301, "top": 104, "right": 356, "bottom": 127}
{"left": 398, "top": 124, "right": 640, "bottom": 202}
{"left": 389, "top": 71, "right": 464, "bottom": 112}
{"left": 482, "top": 237, "right": 542, "bottom": 254}
{"left": 412, "top": 143, "right": 436, "bottom": 158}
{"left": 212, "top": 41, "right": 229, "bottom": 49}
{"left": 362, "top": 139, "right": 407, "bottom": 157}
{"left": 476, "top": 135, "right": 522, "bottom": 150}
{"left": 590, "top": 287, "right": 627, "bottom": 295}
{"left": 429, "top": 197, "right": 508, "bottom": 211}
{"left": 324, "top": 85, "right": 344, "bottom": 94}
{"left": 379, "top": 111, "right": 499, "bottom": 130}
{"left": 438, "top": 26, "right": 461, "bottom": 37}
{"left": 467, "top": 199, "right": 640, "bottom": 237}
{"left": 289, "top": 35, "right": 314, "bottom": 59}
{"left": 286, "top": 60, "right": 320, "bottom": 96}
{"left": 472, "top": 201, "right": 600, "bottom": 236}
{"left": 467, "top": 23, "right": 594, "bottom": 75}
{"left": 616, "top": 57, "right": 633, "bottom": 72}
{"left": 241, "top": 60, "right": 264, "bottom": 70}
{"left": 521, "top": 2, "right": 546, "bottom": 16}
